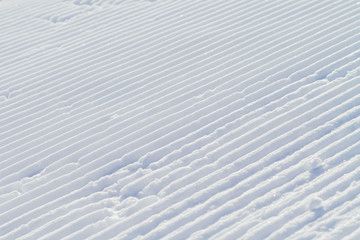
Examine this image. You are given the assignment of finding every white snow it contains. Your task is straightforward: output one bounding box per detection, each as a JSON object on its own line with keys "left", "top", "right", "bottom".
{"left": 1, "top": 0, "right": 360, "bottom": 239}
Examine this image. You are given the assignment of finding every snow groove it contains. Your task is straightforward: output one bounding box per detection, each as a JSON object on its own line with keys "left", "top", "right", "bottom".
{"left": 0, "top": 0, "right": 360, "bottom": 239}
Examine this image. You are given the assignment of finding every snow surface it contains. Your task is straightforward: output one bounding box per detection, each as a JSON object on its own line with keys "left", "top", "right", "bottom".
{"left": 1, "top": 0, "right": 360, "bottom": 239}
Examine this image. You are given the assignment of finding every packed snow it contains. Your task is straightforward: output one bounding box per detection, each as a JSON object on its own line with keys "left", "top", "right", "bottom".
{"left": 1, "top": 0, "right": 360, "bottom": 239}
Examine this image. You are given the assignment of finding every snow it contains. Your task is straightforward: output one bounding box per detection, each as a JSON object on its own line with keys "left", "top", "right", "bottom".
{"left": 1, "top": 0, "right": 360, "bottom": 239}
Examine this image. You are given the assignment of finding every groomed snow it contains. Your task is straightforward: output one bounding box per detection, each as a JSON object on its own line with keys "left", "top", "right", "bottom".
{"left": 1, "top": 0, "right": 360, "bottom": 239}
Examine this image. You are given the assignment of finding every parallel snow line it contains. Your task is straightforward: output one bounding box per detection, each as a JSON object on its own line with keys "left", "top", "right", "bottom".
{"left": 142, "top": 61, "right": 359, "bottom": 172}
{"left": 345, "top": 226, "right": 360, "bottom": 240}
{"left": 0, "top": 0, "right": 338, "bottom": 121}
{"left": 121, "top": 76, "right": 358, "bottom": 218}
{"left": 153, "top": 110, "right": 360, "bottom": 240}
{"left": 2, "top": 0, "right": 290, "bottom": 76}
{"left": 0, "top": 0, "right": 306, "bottom": 117}
{"left": 0, "top": 0, "right": 246, "bottom": 85}
{"left": 0, "top": 7, "right": 338, "bottom": 152}
{"left": 212, "top": 137, "right": 360, "bottom": 240}
{"left": 0, "top": 0, "right": 204, "bottom": 79}
{"left": 1, "top": 77, "right": 322, "bottom": 219}
{"left": 278, "top": 182, "right": 360, "bottom": 240}
{"left": 0, "top": 1, "right": 352, "bottom": 133}
{"left": 0, "top": 0, "right": 334, "bottom": 118}
{"left": 0, "top": 36, "right": 352, "bottom": 186}
{"left": 114, "top": 78, "right": 326, "bottom": 196}
{"left": 1, "top": 31, "right": 358, "bottom": 217}
{"left": 0, "top": 10, "right": 348, "bottom": 142}
{"left": 113, "top": 84, "right": 360, "bottom": 239}
{"left": 84, "top": 78, "right": 360, "bottom": 239}
{"left": 195, "top": 106, "right": 360, "bottom": 239}
{"left": 5, "top": 180, "right": 121, "bottom": 240}
{"left": 4, "top": 196, "right": 113, "bottom": 240}
{"left": 156, "top": 58, "right": 358, "bottom": 201}
{"left": 0, "top": 1, "right": 63, "bottom": 24}
{"left": 0, "top": 23, "right": 358, "bottom": 216}
{"left": 0, "top": 4, "right": 354, "bottom": 165}
{"left": 0, "top": 2, "right": 67, "bottom": 37}
{"left": 0, "top": 78, "right": 340, "bottom": 234}
{"left": 291, "top": 182, "right": 360, "bottom": 239}
{"left": 112, "top": 80, "right": 326, "bottom": 195}
{"left": 0, "top": 0, "right": 198, "bottom": 51}
{"left": 0, "top": 0, "right": 183, "bottom": 64}
{"left": 116, "top": 137, "right": 360, "bottom": 240}
{"left": 298, "top": 196, "right": 360, "bottom": 240}
{"left": 140, "top": 102, "right": 360, "bottom": 238}
{"left": 243, "top": 156, "right": 360, "bottom": 240}
{"left": 1, "top": 1, "right": 359, "bottom": 239}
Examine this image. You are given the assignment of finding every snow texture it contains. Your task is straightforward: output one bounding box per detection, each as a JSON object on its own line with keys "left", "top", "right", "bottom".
{"left": 0, "top": 0, "right": 360, "bottom": 239}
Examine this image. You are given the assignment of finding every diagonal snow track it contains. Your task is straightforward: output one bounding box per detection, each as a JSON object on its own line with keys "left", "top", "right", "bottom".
{"left": 1, "top": 0, "right": 360, "bottom": 239}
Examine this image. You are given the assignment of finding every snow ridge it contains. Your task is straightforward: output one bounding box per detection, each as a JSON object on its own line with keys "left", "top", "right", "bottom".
{"left": 0, "top": 0, "right": 360, "bottom": 239}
